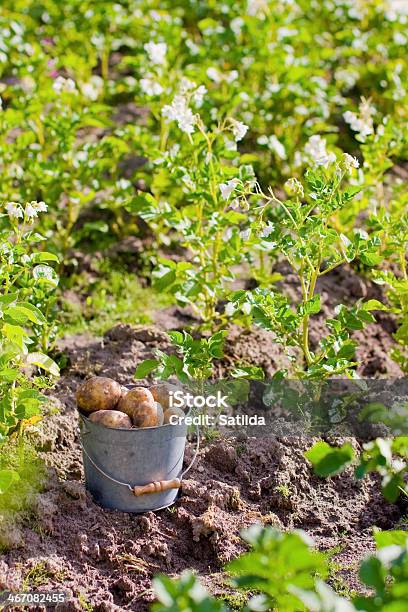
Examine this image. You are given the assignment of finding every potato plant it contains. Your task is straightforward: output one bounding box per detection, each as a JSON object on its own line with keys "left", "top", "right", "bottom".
{"left": 227, "top": 154, "right": 386, "bottom": 378}
{"left": 0, "top": 0, "right": 405, "bottom": 265}
{"left": 130, "top": 103, "right": 256, "bottom": 329}
{"left": 135, "top": 330, "right": 227, "bottom": 384}
{"left": 0, "top": 75, "right": 140, "bottom": 256}
{"left": 153, "top": 525, "right": 408, "bottom": 612}
{"left": 306, "top": 432, "right": 408, "bottom": 503}
{"left": 0, "top": 201, "right": 59, "bottom": 492}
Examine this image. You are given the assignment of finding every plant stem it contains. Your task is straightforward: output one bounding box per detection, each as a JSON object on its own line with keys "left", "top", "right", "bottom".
{"left": 400, "top": 250, "right": 407, "bottom": 281}
{"left": 301, "top": 266, "right": 319, "bottom": 367}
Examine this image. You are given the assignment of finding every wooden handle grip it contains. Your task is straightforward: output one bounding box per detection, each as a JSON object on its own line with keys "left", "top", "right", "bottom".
{"left": 133, "top": 478, "right": 181, "bottom": 497}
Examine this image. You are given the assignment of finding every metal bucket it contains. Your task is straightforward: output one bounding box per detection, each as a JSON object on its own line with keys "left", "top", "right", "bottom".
{"left": 78, "top": 411, "right": 189, "bottom": 513}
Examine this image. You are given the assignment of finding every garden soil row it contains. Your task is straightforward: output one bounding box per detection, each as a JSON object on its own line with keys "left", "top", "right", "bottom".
{"left": 1, "top": 268, "right": 405, "bottom": 611}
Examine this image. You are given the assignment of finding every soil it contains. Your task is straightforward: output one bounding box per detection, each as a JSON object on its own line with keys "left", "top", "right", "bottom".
{"left": 1, "top": 268, "right": 406, "bottom": 611}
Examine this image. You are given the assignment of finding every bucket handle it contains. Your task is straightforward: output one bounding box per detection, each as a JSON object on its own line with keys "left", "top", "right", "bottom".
{"left": 79, "top": 425, "right": 200, "bottom": 497}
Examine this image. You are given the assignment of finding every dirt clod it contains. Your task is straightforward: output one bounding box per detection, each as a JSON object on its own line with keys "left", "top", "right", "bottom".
{"left": 2, "top": 293, "right": 404, "bottom": 609}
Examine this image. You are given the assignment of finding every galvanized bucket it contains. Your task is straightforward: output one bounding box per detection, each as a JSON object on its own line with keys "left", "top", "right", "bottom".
{"left": 78, "top": 407, "right": 198, "bottom": 513}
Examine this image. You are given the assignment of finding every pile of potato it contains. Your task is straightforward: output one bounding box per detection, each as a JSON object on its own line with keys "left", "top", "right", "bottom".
{"left": 76, "top": 376, "right": 185, "bottom": 429}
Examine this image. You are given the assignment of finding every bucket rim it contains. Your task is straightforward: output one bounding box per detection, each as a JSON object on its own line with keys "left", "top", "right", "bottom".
{"left": 78, "top": 410, "right": 187, "bottom": 433}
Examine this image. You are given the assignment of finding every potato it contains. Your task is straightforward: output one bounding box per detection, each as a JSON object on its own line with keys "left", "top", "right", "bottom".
{"left": 89, "top": 410, "right": 132, "bottom": 429}
{"left": 120, "top": 385, "right": 129, "bottom": 399}
{"left": 163, "top": 406, "right": 185, "bottom": 425}
{"left": 150, "top": 383, "right": 183, "bottom": 411}
{"left": 118, "top": 387, "right": 158, "bottom": 428}
{"left": 76, "top": 376, "right": 122, "bottom": 413}
{"left": 156, "top": 402, "right": 164, "bottom": 426}
{"left": 120, "top": 386, "right": 154, "bottom": 406}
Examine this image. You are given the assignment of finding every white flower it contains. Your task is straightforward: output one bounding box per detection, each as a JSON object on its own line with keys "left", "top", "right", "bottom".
{"left": 225, "top": 302, "right": 235, "bottom": 316}
{"left": 259, "top": 223, "right": 274, "bottom": 238}
{"left": 176, "top": 80, "right": 206, "bottom": 107}
{"left": 182, "top": 174, "right": 196, "bottom": 190}
{"left": 354, "top": 228, "right": 369, "bottom": 240}
{"left": 385, "top": 0, "right": 408, "bottom": 20}
{"left": 319, "top": 152, "right": 336, "bottom": 166}
{"left": 81, "top": 76, "right": 103, "bottom": 101}
{"left": 140, "top": 76, "right": 163, "bottom": 96}
{"left": 247, "top": 0, "right": 268, "bottom": 18}
{"left": 31, "top": 200, "right": 48, "bottom": 212}
{"left": 6, "top": 202, "right": 23, "bottom": 219}
{"left": 74, "top": 151, "right": 88, "bottom": 166}
{"left": 144, "top": 41, "right": 167, "bottom": 65}
{"left": 192, "top": 85, "right": 207, "bottom": 107}
{"left": 186, "top": 39, "right": 200, "bottom": 55}
{"left": 343, "top": 111, "right": 373, "bottom": 140}
{"left": 117, "top": 179, "right": 131, "bottom": 190}
{"left": 230, "top": 17, "right": 244, "bottom": 36}
{"left": 230, "top": 119, "right": 248, "bottom": 142}
{"left": 257, "top": 135, "right": 269, "bottom": 145}
{"left": 162, "top": 95, "right": 196, "bottom": 134}
{"left": 225, "top": 70, "right": 239, "bottom": 84}
{"left": 242, "top": 302, "right": 252, "bottom": 315}
{"left": 394, "top": 31, "right": 407, "bottom": 45}
{"left": 269, "top": 135, "right": 286, "bottom": 159}
{"left": 179, "top": 77, "right": 196, "bottom": 94}
{"left": 342, "top": 153, "right": 360, "bottom": 173}
{"left": 277, "top": 27, "right": 297, "bottom": 40}
{"left": 304, "top": 135, "right": 336, "bottom": 167}
{"left": 207, "top": 67, "right": 223, "bottom": 83}
{"left": 9, "top": 163, "right": 24, "bottom": 179}
{"left": 52, "top": 76, "right": 76, "bottom": 93}
{"left": 169, "top": 144, "right": 180, "bottom": 158}
{"left": 335, "top": 67, "right": 359, "bottom": 90}
{"left": 240, "top": 229, "right": 251, "bottom": 242}
{"left": 25, "top": 202, "right": 38, "bottom": 219}
{"left": 224, "top": 137, "right": 237, "bottom": 152}
{"left": 285, "top": 178, "right": 304, "bottom": 197}
{"left": 343, "top": 100, "right": 375, "bottom": 141}
{"left": 220, "top": 178, "right": 239, "bottom": 200}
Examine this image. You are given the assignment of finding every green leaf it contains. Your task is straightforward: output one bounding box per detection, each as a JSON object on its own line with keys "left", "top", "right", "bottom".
{"left": 305, "top": 441, "right": 355, "bottom": 477}
{"left": 374, "top": 530, "right": 408, "bottom": 549}
{"left": 231, "top": 365, "right": 265, "bottom": 380}
{"left": 168, "top": 331, "right": 184, "bottom": 346}
{"left": 227, "top": 526, "right": 327, "bottom": 610}
{"left": 336, "top": 340, "right": 356, "bottom": 359}
{"left": 359, "top": 557, "right": 385, "bottom": 591}
{"left": 363, "top": 300, "right": 388, "bottom": 312}
{"left": 360, "top": 252, "right": 382, "bottom": 266}
{"left": 2, "top": 323, "right": 29, "bottom": 351}
{"left": 3, "top": 305, "right": 31, "bottom": 325}
{"left": 33, "top": 265, "right": 59, "bottom": 287}
{"left": 0, "top": 368, "right": 19, "bottom": 382}
{"left": 135, "top": 359, "right": 159, "bottom": 379}
{"left": 153, "top": 269, "right": 177, "bottom": 292}
{"left": 0, "top": 293, "right": 19, "bottom": 305}
{"left": 300, "top": 294, "right": 321, "bottom": 316}
{"left": 382, "top": 472, "right": 405, "bottom": 503}
{"left": 392, "top": 437, "right": 408, "bottom": 457}
{"left": 25, "top": 352, "right": 60, "bottom": 377}
{"left": 31, "top": 252, "right": 59, "bottom": 263}
{"left": 16, "top": 389, "right": 47, "bottom": 402}
{"left": 0, "top": 469, "right": 20, "bottom": 495}
{"left": 19, "top": 302, "right": 47, "bottom": 324}
{"left": 152, "top": 571, "right": 225, "bottom": 611}
{"left": 224, "top": 210, "right": 248, "bottom": 224}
